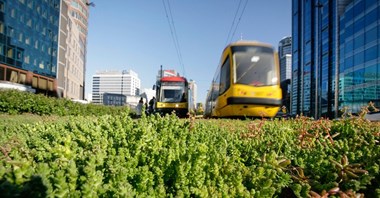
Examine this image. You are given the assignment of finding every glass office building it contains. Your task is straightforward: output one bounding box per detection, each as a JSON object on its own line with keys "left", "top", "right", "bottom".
{"left": 0, "top": 0, "right": 60, "bottom": 95}
{"left": 279, "top": 36, "right": 292, "bottom": 110}
{"left": 338, "top": 0, "right": 380, "bottom": 113}
{"left": 292, "top": 0, "right": 380, "bottom": 118}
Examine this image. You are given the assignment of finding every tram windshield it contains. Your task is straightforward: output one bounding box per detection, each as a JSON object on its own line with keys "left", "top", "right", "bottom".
{"left": 233, "top": 46, "right": 278, "bottom": 86}
{"left": 159, "top": 82, "right": 186, "bottom": 103}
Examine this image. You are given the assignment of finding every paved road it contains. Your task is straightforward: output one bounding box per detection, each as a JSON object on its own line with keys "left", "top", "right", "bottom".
{"left": 365, "top": 113, "right": 380, "bottom": 122}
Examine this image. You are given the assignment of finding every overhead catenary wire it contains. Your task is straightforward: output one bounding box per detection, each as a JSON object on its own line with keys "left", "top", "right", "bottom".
{"left": 167, "top": 2, "right": 184, "bottom": 73}
{"left": 225, "top": 0, "right": 243, "bottom": 46}
{"left": 162, "top": 0, "right": 186, "bottom": 77}
{"left": 225, "top": 0, "right": 249, "bottom": 45}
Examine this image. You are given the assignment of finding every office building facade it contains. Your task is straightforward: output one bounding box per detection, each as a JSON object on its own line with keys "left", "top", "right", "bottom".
{"left": 57, "top": 0, "right": 90, "bottom": 99}
{"left": 0, "top": 0, "right": 90, "bottom": 99}
{"left": 279, "top": 36, "right": 293, "bottom": 82}
{"left": 0, "top": 0, "right": 60, "bottom": 95}
{"left": 338, "top": 0, "right": 380, "bottom": 113}
{"left": 292, "top": 0, "right": 380, "bottom": 118}
{"left": 279, "top": 36, "right": 292, "bottom": 111}
{"left": 92, "top": 70, "right": 141, "bottom": 104}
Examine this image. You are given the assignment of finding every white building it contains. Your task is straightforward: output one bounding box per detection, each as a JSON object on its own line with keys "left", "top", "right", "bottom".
{"left": 188, "top": 80, "right": 197, "bottom": 109}
{"left": 92, "top": 70, "right": 141, "bottom": 104}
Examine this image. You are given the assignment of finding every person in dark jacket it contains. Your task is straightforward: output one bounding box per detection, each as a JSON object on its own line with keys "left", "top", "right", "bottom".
{"left": 149, "top": 97, "right": 156, "bottom": 113}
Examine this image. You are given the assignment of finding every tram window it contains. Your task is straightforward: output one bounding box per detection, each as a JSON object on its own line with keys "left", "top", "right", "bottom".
{"left": 164, "top": 90, "right": 175, "bottom": 98}
{"left": 219, "top": 57, "right": 230, "bottom": 94}
{"left": 234, "top": 50, "right": 275, "bottom": 86}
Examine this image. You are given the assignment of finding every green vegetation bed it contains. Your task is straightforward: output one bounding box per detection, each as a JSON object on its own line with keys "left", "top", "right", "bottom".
{"left": 0, "top": 89, "right": 379, "bottom": 197}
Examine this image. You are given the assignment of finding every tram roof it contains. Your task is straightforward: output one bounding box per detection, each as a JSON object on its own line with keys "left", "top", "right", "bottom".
{"left": 224, "top": 40, "right": 272, "bottom": 50}
{"left": 160, "top": 76, "right": 186, "bottom": 82}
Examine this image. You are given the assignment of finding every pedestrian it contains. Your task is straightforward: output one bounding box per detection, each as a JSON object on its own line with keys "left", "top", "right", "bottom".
{"left": 149, "top": 96, "right": 156, "bottom": 113}
{"left": 136, "top": 97, "right": 144, "bottom": 117}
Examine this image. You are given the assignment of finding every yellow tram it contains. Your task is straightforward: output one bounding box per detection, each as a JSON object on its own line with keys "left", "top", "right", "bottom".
{"left": 204, "top": 41, "right": 282, "bottom": 118}
{"left": 154, "top": 76, "right": 192, "bottom": 117}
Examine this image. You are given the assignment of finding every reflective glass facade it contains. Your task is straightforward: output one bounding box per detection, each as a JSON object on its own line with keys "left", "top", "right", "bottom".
{"left": 339, "top": 0, "right": 380, "bottom": 113}
{"left": 292, "top": 0, "right": 379, "bottom": 118}
{"left": 0, "top": 0, "right": 60, "bottom": 94}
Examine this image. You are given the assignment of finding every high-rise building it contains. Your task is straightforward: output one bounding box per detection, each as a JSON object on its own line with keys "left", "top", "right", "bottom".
{"left": 92, "top": 70, "right": 141, "bottom": 104}
{"left": 292, "top": 0, "right": 380, "bottom": 118}
{"left": 57, "top": 0, "right": 91, "bottom": 99}
{"left": 338, "top": 0, "right": 380, "bottom": 114}
{"left": 279, "top": 36, "right": 292, "bottom": 82}
{"left": 0, "top": 0, "right": 91, "bottom": 99}
{"left": 0, "top": 0, "right": 60, "bottom": 95}
{"left": 278, "top": 36, "right": 292, "bottom": 111}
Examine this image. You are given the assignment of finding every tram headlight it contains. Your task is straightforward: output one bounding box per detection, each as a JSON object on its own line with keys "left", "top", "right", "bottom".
{"left": 175, "top": 104, "right": 179, "bottom": 107}
{"left": 272, "top": 77, "right": 278, "bottom": 83}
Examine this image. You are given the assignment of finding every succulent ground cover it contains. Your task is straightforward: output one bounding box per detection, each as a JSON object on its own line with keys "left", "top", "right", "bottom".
{"left": 1, "top": 90, "right": 379, "bottom": 197}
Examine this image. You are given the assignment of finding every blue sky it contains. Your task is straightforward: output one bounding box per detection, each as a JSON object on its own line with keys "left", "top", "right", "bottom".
{"left": 86, "top": 0, "right": 291, "bottom": 104}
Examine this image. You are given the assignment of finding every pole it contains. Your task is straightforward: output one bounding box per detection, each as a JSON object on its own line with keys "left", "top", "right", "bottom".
{"left": 315, "top": 1, "right": 323, "bottom": 119}
{"left": 160, "top": 65, "right": 163, "bottom": 79}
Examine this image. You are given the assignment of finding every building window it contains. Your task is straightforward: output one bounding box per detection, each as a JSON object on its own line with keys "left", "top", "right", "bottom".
{"left": 27, "top": 19, "right": 32, "bottom": 27}
{"left": 9, "top": 70, "right": 18, "bottom": 82}
{"left": 19, "top": 14, "right": 24, "bottom": 23}
{"left": 24, "top": 55, "right": 30, "bottom": 64}
{"left": 11, "top": 9, "right": 16, "bottom": 18}
{"left": 18, "top": 32, "right": 23, "bottom": 42}
{"left": 7, "top": 47, "right": 14, "bottom": 58}
{"left": 19, "top": 73, "right": 26, "bottom": 84}
{"left": 365, "top": 46, "right": 377, "bottom": 62}
{"left": 36, "top": 6, "right": 41, "bottom": 14}
{"left": 0, "top": 44, "right": 3, "bottom": 55}
{"left": 354, "top": 34, "right": 364, "bottom": 48}
{"left": 354, "top": 51, "right": 364, "bottom": 66}
{"left": 365, "top": 27, "right": 377, "bottom": 44}
{"left": 38, "top": 78, "right": 47, "bottom": 89}
{"left": 0, "top": 67, "right": 4, "bottom": 81}
{"left": 25, "top": 37, "right": 30, "bottom": 45}
{"left": 0, "top": 22, "right": 3, "bottom": 34}
{"left": 7, "top": 27, "right": 14, "bottom": 37}
{"left": 0, "top": 1, "right": 4, "bottom": 12}
{"left": 32, "top": 76, "right": 38, "bottom": 87}
{"left": 16, "top": 50, "right": 22, "bottom": 60}
{"left": 27, "top": 1, "right": 33, "bottom": 9}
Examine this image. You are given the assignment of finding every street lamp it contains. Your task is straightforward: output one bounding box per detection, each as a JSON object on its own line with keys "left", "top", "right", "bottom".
{"left": 85, "top": 2, "right": 95, "bottom": 7}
